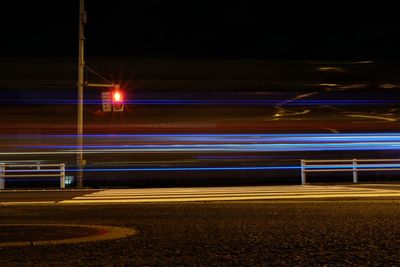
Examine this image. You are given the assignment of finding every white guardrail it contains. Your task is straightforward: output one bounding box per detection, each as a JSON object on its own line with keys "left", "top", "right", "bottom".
{"left": 301, "top": 159, "right": 400, "bottom": 185}
{"left": 0, "top": 163, "right": 66, "bottom": 189}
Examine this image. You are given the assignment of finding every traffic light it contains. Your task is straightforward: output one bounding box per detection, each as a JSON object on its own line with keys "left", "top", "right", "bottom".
{"left": 100, "top": 85, "right": 125, "bottom": 112}
{"left": 112, "top": 90, "right": 124, "bottom": 112}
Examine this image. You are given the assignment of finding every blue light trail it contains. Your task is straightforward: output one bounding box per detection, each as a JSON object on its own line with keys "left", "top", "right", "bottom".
{"left": 3, "top": 132, "right": 400, "bottom": 153}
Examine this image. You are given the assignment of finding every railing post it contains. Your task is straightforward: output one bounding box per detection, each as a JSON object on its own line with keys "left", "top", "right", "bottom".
{"left": 352, "top": 159, "right": 358, "bottom": 183}
{"left": 60, "top": 163, "right": 66, "bottom": 189}
{"left": 0, "top": 163, "right": 4, "bottom": 190}
{"left": 301, "top": 160, "right": 306, "bottom": 185}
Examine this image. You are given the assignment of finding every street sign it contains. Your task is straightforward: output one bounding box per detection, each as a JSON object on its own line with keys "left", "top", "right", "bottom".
{"left": 101, "top": 91, "right": 112, "bottom": 112}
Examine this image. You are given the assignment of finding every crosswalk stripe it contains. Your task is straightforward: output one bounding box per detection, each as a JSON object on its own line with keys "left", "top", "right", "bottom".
{"left": 72, "top": 191, "right": 386, "bottom": 199}
{"left": 88, "top": 187, "right": 375, "bottom": 195}
{"left": 58, "top": 185, "right": 400, "bottom": 204}
{"left": 60, "top": 193, "right": 400, "bottom": 204}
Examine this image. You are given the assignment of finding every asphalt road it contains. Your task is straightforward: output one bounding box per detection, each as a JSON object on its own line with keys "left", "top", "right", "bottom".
{"left": 1, "top": 199, "right": 400, "bottom": 266}
{"left": 0, "top": 189, "right": 98, "bottom": 204}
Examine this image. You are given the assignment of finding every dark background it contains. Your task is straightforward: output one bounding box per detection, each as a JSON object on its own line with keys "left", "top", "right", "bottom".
{"left": 1, "top": 1, "right": 400, "bottom": 188}
{"left": 1, "top": 1, "right": 400, "bottom": 60}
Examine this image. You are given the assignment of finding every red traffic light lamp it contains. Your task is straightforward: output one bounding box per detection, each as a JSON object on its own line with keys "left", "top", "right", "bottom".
{"left": 112, "top": 86, "right": 124, "bottom": 112}
{"left": 113, "top": 91, "right": 122, "bottom": 102}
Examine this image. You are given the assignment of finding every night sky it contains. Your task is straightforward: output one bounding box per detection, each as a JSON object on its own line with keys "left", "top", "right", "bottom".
{"left": 1, "top": 1, "right": 400, "bottom": 60}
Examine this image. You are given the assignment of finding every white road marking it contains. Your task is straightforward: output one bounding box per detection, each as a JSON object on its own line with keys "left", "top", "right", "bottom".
{"left": 58, "top": 185, "right": 400, "bottom": 204}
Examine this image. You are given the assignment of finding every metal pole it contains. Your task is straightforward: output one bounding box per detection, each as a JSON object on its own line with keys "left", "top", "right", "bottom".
{"left": 301, "top": 159, "right": 306, "bottom": 185}
{"left": 60, "top": 163, "right": 66, "bottom": 189}
{"left": 0, "top": 163, "right": 4, "bottom": 190}
{"left": 77, "top": 0, "right": 86, "bottom": 187}
{"left": 352, "top": 159, "right": 358, "bottom": 183}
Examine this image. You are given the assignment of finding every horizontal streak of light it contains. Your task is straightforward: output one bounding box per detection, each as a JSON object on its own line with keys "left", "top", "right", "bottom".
{"left": 196, "top": 155, "right": 284, "bottom": 159}
{"left": 4, "top": 133, "right": 400, "bottom": 138}
{"left": 13, "top": 134, "right": 400, "bottom": 142}
{"left": 2, "top": 146, "right": 400, "bottom": 155}
{"left": 0, "top": 99, "right": 395, "bottom": 105}
{"left": 347, "top": 114, "right": 397, "bottom": 122}
{"left": 12, "top": 141, "right": 400, "bottom": 151}
{"left": 8, "top": 138, "right": 400, "bottom": 148}
{"left": 4, "top": 164, "right": 398, "bottom": 173}
{"left": 67, "top": 166, "right": 299, "bottom": 172}
{"left": 3, "top": 133, "right": 400, "bottom": 154}
{"left": 5, "top": 134, "right": 400, "bottom": 144}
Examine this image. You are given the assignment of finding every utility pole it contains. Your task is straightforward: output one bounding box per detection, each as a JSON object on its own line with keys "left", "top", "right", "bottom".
{"left": 77, "top": 0, "right": 86, "bottom": 187}
{"left": 76, "top": 0, "right": 120, "bottom": 187}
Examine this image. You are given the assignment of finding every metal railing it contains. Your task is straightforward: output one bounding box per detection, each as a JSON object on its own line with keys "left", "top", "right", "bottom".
{"left": 300, "top": 159, "right": 400, "bottom": 185}
{"left": 0, "top": 163, "right": 66, "bottom": 189}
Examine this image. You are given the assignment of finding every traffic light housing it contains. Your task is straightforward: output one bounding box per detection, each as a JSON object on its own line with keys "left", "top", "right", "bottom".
{"left": 101, "top": 85, "right": 125, "bottom": 112}
{"left": 112, "top": 90, "right": 124, "bottom": 112}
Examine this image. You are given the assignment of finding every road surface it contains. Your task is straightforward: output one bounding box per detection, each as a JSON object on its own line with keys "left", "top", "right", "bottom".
{"left": 1, "top": 193, "right": 400, "bottom": 266}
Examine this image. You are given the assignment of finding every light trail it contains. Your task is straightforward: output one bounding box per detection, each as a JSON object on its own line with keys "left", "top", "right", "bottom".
{"left": 5, "top": 132, "right": 400, "bottom": 141}
{"left": 347, "top": 114, "right": 397, "bottom": 122}
{"left": 68, "top": 166, "right": 300, "bottom": 172}
{"left": 2, "top": 133, "right": 400, "bottom": 154}
{"left": 0, "top": 99, "right": 395, "bottom": 105}
{"left": 1, "top": 133, "right": 400, "bottom": 177}
{"left": 9, "top": 143, "right": 400, "bottom": 151}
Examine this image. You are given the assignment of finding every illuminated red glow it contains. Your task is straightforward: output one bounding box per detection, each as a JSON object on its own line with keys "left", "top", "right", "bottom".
{"left": 113, "top": 91, "right": 122, "bottom": 102}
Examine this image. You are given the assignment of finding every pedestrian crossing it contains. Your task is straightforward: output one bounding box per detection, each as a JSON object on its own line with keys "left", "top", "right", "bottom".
{"left": 59, "top": 184, "right": 400, "bottom": 204}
